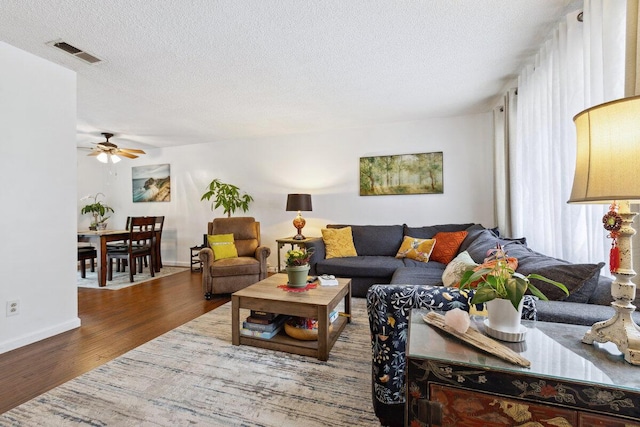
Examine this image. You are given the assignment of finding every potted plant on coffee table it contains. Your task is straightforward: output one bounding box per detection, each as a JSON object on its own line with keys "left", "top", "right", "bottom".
{"left": 285, "top": 247, "right": 315, "bottom": 288}
{"left": 80, "top": 193, "right": 114, "bottom": 230}
{"left": 458, "top": 245, "right": 569, "bottom": 335}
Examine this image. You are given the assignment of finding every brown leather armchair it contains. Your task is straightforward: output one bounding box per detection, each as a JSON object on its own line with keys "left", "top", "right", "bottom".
{"left": 199, "top": 217, "right": 271, "bottom": 299}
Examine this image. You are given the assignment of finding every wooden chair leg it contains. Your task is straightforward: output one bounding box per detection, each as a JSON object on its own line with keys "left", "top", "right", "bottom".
{"left": 129, "top": 257, "right": 135, "bottom": 282}
{"left": 80, "top": 260, "right": 87, "bottom": 278}
{"left": 108, "top": 259, "right": 113, "bottom": 281}
{"left": 90, "top": 258, "right": 95, "bottom": 272}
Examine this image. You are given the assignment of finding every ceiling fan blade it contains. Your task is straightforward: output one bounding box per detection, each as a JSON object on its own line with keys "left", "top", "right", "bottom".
{"left": 117, "top": 151, "right": 139, "bottom": 159}
{"left": 87, "top": 151, "right": 100, "bottom": 156}
{"left": 118, "top": 148, "right": 146, "bottom": 154}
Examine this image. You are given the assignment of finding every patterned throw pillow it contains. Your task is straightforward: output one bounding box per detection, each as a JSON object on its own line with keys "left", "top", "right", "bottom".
{"left": 395, "top": 236, "right": 436, "bottom": 263}
{"left": 430, "top": 231, "right": 469, "bottom": 264}
{"left": 207, "top": 233, "right": 238, "bottom": 260}
{"left": 321, "top": 226, "right": 358, "bottom": 259}
{"left": 442, "top": 251, "right": 479, "bottom": 287}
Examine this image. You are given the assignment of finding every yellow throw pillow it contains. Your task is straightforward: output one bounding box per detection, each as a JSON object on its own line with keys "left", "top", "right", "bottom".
{"left": 207, "top": 233, "right": 238, "bottom": 260}
{"left": 395, "top": 236, "right": 436, "bottom": 263}
{"left": 321, "top": 227, "right": 358, "bottom": 259}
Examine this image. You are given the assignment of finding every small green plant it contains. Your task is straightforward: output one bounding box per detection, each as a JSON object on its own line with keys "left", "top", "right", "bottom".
{"left": 80, "top": 193, "right": 114, "bottom": 228}
{"left": 201, "top": 179, "right": 253, "bottom": 218}
{"left": 458, "top": 245, "right": 569, "bottom": 310}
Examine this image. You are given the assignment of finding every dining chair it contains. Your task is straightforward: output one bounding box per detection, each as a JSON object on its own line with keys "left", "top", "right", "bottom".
{"left": 107, "top": 216, "right": 156, "bottom": 282}
{"left": 138, "top": 215, "right": 164, "bottom": 272}
{"left": 107, "top": 216, "right": 131, "bottom": 272}
{"left": 77, "top": 246, "right": 97, "bottom": 278}
{"left": 154, "top": 216, "right": 165, "bottom": 271}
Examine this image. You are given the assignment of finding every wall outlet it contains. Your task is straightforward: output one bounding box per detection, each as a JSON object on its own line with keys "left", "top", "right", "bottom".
{"left": 6, "top": 300, "right": 19, "bottom": 317}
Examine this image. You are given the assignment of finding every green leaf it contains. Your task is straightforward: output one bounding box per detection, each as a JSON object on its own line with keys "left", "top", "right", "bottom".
{"left": 504, "top": 277, "right": 526, "bottom": 310}
{"left": 527, "top": 274, "right": 569, "bottom": 295}
{"left": 470, "top": 287, "right": 500, "bottom": 305}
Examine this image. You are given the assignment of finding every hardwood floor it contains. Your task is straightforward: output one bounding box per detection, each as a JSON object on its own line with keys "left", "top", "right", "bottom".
{"left": 0, "top": 270, "right": 229, "bottom": 414}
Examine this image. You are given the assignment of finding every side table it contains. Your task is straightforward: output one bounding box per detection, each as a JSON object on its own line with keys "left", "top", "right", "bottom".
{"left": 406, "top": 309, "right": 640, "bottom": 426}
{"left": 276, "top": 236, "right": 318, "bottom": 272}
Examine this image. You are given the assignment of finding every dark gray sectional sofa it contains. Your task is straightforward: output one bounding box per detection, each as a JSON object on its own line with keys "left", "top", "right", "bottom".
{"left": 307, "top": 222, "right": 639, "bottom": 325}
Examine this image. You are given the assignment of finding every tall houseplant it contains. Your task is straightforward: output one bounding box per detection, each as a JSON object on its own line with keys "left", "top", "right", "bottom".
{"left": 201, "top": 179, "right": 253, "bottom": 218}
{"left": 80, "top": 193, "right": 114, "bottom": 230}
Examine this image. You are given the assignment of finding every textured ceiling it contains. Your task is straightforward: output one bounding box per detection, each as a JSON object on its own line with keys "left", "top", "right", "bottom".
{"left": 1, "top": 0, "right": 578, "bottom": 149}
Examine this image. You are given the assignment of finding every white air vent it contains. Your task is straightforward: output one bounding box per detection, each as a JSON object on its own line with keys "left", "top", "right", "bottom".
{"left": 46, "top": 39, "right": 102, "bottom": 64}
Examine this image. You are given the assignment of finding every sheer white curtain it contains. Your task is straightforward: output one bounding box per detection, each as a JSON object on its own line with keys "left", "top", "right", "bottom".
{"left": 506, "top": 1, "right": 626, "bottom": 264}
{"left": 493, "top": 89, "right": 517, "bottom": 237}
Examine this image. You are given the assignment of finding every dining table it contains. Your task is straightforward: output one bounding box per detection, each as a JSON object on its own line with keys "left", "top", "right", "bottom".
{"left": 77, "top": 229, "right": 130, "bottom": 287}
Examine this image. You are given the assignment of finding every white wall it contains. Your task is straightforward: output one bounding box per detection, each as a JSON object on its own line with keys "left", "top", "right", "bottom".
{"left": 78, "top": 113, "right": 495, "bottom": 271}
{"left": 0, "top": 42, "right": 79, "bottom": 353}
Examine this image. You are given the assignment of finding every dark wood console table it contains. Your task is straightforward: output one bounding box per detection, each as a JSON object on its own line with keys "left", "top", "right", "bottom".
{"left": 406, "top": 309, "right": 640, "bottom": 426}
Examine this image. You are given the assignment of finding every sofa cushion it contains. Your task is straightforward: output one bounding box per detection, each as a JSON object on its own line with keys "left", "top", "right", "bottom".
{"left": 321, "top": 226, "right": 358, "bottom": 258}
{"left": 329, "top": 224, "right": 404, "bottom": 256}
{"left": 391, "top": 266, "right": 446, "bottom": 286}
{"left": 404, "top": 223, "right": 475, "bottom": 239}
{"left": 519, "top": 260, "right": 605, "bottom": 303}
{"left": 464, "top": 229, "right": 500, "bottom": 262}
{"left": 315, "top": 256, "right": 404, "bottom": 278}
{"left": 442, "top": 251, "right": 478, "bottom": 287}
{"left": 430, "top": 231, "right": 468, "bottom": 264}
{"left": 395, "top": 236, "right": 436, "bottom": 262}
{"left": 457, "top": 224, "right": 488, "bottom": 254}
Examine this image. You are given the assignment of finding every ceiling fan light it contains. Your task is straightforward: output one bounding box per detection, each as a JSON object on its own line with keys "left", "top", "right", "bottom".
{"left": 110, "top": 154, "right": 121, "bottom": 164}
{"left": 96, "top": 152, "right": 108, "bottom": 163}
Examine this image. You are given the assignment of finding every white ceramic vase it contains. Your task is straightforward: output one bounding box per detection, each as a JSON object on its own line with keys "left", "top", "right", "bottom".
{"left": 486, "top": 298, "right": 523, "bottom": 333}
{"left": 286, "top": 264, "right": 310, "bottom": 288}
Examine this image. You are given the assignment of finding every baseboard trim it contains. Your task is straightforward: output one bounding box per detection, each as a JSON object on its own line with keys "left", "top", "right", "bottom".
{"left": 0, "top": 317, "right": 81, "bottom": 355}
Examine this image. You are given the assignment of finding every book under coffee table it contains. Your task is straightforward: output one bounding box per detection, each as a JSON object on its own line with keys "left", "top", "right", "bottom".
{"left": 231, "top": 273, "right": 351, "bottom": 361}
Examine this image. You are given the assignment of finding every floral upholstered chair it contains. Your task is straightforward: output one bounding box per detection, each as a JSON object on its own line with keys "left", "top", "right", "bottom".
{"left": 366, "top": 284, "right": 537, "bottom": 427}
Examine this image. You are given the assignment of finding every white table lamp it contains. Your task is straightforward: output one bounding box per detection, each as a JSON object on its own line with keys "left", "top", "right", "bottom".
{"left": 568, "top": 95, "right": 640, "bottom": 365}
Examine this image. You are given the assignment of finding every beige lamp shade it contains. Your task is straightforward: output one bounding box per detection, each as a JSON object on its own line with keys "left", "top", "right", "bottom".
{"left": 568, "top": 95, "right": 640, "bottom": 204}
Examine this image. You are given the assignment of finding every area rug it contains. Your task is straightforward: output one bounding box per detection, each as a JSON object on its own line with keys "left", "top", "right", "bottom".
{"left": 0, "top": 298, "right": 378, "bottom": 426}
{"left": 77, "top": 266, "right": 187, "bottom": 290}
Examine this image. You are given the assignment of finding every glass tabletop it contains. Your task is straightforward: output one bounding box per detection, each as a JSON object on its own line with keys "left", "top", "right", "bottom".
{"left": 408, "top": 309, "right": 640, "bottom": 391}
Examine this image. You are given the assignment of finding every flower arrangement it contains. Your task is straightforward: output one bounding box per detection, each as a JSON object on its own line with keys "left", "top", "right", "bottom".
{"left": 285, "top": 248, "right": 315, "bottom": 267}
{"left": 458, "top": 245, "right": 569, "bottom": 310}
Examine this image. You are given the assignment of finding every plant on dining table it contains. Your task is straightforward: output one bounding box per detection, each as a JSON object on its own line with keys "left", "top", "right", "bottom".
{"left": 80, "top": 193, "right": 114, "bottom": 229}
{"left": 458, "top": 245, "right": 569, "bottom": 310}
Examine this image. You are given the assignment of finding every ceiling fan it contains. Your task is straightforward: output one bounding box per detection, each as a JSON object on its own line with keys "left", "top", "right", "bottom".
{"left": 88, "top": 133, "right": 146, "bottom": 163}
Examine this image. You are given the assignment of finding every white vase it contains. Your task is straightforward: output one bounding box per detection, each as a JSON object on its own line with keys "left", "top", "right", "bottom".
{"left": 486, "top": 298, "right": 523, "bottom": 333}
{"left": 286, "top": 265, "right": 310, "bottom": 288}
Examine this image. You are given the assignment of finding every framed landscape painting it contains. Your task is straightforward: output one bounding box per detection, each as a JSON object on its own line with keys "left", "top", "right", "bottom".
{"left": 359, "top": 152, "right": 443, "bottom": 196}
{"left": 132, "top": 164, "right": 171, "bottom": 202}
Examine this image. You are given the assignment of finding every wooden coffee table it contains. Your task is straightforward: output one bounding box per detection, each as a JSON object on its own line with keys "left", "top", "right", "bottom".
{"left": 231, "top": 274, "right": 351, "bottom": 361}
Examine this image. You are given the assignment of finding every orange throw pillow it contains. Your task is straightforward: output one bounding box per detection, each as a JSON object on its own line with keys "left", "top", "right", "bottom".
{"left": 430, "top": 231, "right": 468, "bottom": 264}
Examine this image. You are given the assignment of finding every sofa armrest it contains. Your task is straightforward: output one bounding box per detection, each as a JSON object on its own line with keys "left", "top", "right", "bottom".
{"left": 366, "top": 284, "right": 537, "bottom": 426}
{"left": 254, "top": 245, "right": 271, "bottom": 279}
{"left": 305, "top": 237, "right": 325, "bottom": 275}
{"left": 199, "top": 246, "right": 215, "bottom": 266}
